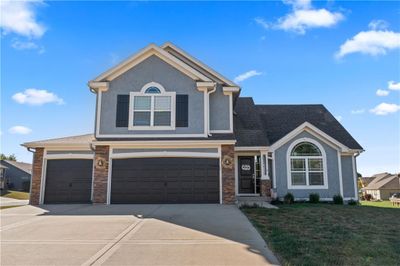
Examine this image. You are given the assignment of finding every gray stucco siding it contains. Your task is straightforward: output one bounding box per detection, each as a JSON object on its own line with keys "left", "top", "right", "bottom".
{"left": 341, "top": 155, "right": 356, "bottom": 198}
{"left": 98, "top": 55, "right": 204, "bottom": 135}
{"left": 210, "top": 84, "right": 230, "bottom": 131}
{"left": 274, "top": 131, "right": 341, "bottom": 199}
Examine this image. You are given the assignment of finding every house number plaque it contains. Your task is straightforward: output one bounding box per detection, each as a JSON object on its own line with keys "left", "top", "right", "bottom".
{"left": 222, "top": 155, "right": 233, "bottom": 169}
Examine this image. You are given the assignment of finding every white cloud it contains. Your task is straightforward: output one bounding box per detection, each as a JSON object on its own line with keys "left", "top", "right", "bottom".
{"left": 368, "top": 20, "right": 389, "bottom": 31}
{"left": 351, "top": 109, "right": 365, "bottom": 115}
{"left": 12, "top": 89, "right": 64, "bottom": 106}
{"left": 370, "top": 103, "right": 400, "bottom": 115}
{"left": 335, "top": 115, "right": 343, "bottom": 122}
{"left": 277, "top": 8, "right": 344, "bottom": 34}
{"left": 255, "top": 0, "right": 344, "bottom": 35}
{"left": 376, "top": 89, "right": 390, "bottom": 96}
{"left": 335, "top": 28, "right": 400, "bottom": 58}
{"left": 11, "top": 39, "right": 45, "bottom": 53}
{"left": 9, "top": 126, "right": 32, "bottom": 135}
{"left": 0, "top": 0, "right": 46, "bottom": 38}
{"left": 234, "top": 70, "right": 263, "bottom": 83}
{"left": 388, "top": 81, "right": 400, "bottom": 91}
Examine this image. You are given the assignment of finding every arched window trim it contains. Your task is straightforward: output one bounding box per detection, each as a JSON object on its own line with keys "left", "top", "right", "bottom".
{"left": 128, "top": 82, "right": 176, "bottom": 130}
{"left": 286, "top": 137, "right": 328, "bottom": 189}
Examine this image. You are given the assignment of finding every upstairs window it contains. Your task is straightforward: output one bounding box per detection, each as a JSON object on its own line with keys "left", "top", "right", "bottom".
{"left": 129, "top": 82, "right": 176, "bottom": 130}
{"left": 287, "top": 139, "right": 328, "bottom": 189}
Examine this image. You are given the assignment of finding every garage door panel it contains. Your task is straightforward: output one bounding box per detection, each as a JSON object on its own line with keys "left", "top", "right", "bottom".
{"left": 44, "top": 159, "right": 93, "bottom": 204}
{"left": 111, "top": 158, "right": 219, "bottom": 204}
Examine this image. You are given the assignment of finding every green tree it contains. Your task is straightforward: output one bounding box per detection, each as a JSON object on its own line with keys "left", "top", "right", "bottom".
{"left": 0, "top": 153, "right": 17, "bottom": 161}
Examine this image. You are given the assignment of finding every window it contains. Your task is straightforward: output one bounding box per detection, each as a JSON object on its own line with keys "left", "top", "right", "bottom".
{"left": 288, "top": 140, "right": 327, "bottom": 189}
{"left": 129, "top": 82, "right": 176, "bottom": 130}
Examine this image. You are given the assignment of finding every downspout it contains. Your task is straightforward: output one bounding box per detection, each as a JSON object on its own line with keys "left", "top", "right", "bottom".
{"left": 206, "top": 85, "right": 217, "bottom": 136}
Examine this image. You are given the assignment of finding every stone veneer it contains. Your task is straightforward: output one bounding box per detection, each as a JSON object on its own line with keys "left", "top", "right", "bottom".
{"left": 29, "top": 148, "right": 44, "bottom": 205}
{"left": 221, "top": 145, "right": 235, "bottom": 204}
{"left": 92, "top": 145, "right": 110, "bottom": 204}
{"left": 260, "top": 179, "right": 272, "bottom": 197}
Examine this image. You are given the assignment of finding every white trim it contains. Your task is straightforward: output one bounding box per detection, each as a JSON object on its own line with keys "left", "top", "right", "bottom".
{"left": 352, "top": 155, "right": 359, "bottom": 201}
{"left": 204, "top": 89, "right": 208, "bottom": 136}
{"left": 88, "top": 81, "right": 109, "bottom": 91}
{"left": 218, "top": 146, "right": 222, "bottom": 204}
{"left": 110, "top": 151, "right": 219, "bottom": 159}
{"left": 44, "top": 154, "right": 94, "bottom": 160}
{"left": 222, "top": 86, "right": 240, "bottom": 93}
{"left": 234, "top": 154, "right": 238, "bottom": 196}
{"left": 234, "top": 146, "right": 268, "bottom": 151}
{"left": 140, "top": 82, "right": 166, "bottom": 93}
{"left": 270, "top": 122, "right": 351, "bottom": 152}
{"left": 161, "top": 42, "right": 238, "bottom": 87}
{"left": 39, "top": 149, "right": 47, "bottom": 205}
{"left": 337, "top": 151, "right": 344, "bottom": 196}
{"left": 286, "top": 138, "right": 328, "bottom": 190}
{"left": 272, "top": 152, "right": 277, "bottom": 189}
{"left": 107, "top": 148, "right": 113, "bottom": 205}
{"left": 93, "top": 140, "right": 236, "bottom": 146}
{"left": 260, "top": 151, "right": 268, "bottom": 180}
{"left": 95, "top": 133, "right": 208, "bottom": 138}
{"left": 93, "top": 44, "right": 211, "bottom": 82}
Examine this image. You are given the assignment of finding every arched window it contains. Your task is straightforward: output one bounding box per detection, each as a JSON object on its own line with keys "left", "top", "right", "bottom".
{"left": 288, "top": 140, "right": 327, "bottom": 188}
{"left": 129, "top": 82, "right": 176, "bottom": 129}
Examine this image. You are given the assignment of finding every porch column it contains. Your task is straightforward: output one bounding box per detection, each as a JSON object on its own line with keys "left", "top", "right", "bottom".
{"left": 29, "top": 148, "right": 44, "bottom": 205}
{"left": 260, "top": 151, "right": 271, "bottom": 197}
{"left": 92, "top": 145, "right": 110, "bottom": 204}
{"left": 221, "top": 145, "right": 235, "bottom": 204}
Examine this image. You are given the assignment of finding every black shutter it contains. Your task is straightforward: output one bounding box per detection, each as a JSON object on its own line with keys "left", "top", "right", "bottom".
{"left": 116, "top": 95, "right": 129, "bottom": 127}
{"left": 176, "top": 94, "right": 188, "bottom": 127}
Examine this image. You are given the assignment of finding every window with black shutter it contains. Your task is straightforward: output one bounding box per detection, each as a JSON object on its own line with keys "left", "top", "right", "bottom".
{"left": 116, "top": 95, "right": 129, "bottom": 127}
{"left": 176, "top": 94, "right": 188, "bottom": 127}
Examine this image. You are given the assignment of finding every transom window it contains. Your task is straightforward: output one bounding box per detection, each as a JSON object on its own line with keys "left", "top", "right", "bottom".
{"left": 129, "top": 82, "right": 176, "bottom": 130}
{"left": 288, "top": 140, "right": 327, "bottom": 189}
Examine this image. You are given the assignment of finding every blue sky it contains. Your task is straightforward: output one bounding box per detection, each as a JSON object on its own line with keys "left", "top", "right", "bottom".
{"left": 1, "top": 0, "right": 399, "bottom": 176}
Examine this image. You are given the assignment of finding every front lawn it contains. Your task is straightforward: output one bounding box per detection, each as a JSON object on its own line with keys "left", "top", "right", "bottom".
{"left": 242, "top": 204, "right": 400, "bottom": 266}
{"left": 360, "top": 200, "right": 398, "bottom": 208}
{"left": 0, "top": 190, "right": 30, "bottom": 200}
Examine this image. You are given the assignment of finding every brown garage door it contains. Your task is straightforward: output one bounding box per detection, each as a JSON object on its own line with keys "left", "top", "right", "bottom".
{"left": 111, "top": 158, "right": 219, "bottom": 204}
{"left": 44, "top": 159, "right": 93, "bottom": 204}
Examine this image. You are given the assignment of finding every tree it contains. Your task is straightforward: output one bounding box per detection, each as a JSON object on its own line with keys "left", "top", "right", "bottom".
{"left": 0, "top": 154, "right": 17, "bottom": 161}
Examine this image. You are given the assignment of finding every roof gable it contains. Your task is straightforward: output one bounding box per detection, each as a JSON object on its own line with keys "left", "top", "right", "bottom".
{"left": 162, "top": 42, "right": 239, "bottom": 87}
{"left": 91, "top": 44, "right": 211, "bottom": 83}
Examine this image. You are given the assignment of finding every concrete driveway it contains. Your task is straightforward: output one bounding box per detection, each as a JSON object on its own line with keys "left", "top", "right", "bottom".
{"left": 1, "top": 204, "right": 279, "bottom": 266}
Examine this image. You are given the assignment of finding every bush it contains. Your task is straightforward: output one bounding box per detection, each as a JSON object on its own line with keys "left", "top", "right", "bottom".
{"left": 364, "top": 194, "right": 372, "bottom": 201}
{"left": 284, "top": 193, "right": 294, "bottom": 204}
{"left": 333, "top": 194, "right": 344, "bottom": 205}
{"left": 348, "top": 199, "right": 357, "bottom": 205}
{"left": 309, "top": 193, "right": 320, "bottom": 203}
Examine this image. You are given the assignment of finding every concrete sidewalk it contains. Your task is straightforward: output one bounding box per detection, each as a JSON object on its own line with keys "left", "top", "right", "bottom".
{"left": 1, "top": 204, "right": 280, "bottom": 265}
{"left": 0, "top": 196, "right": 29, "bottom": 207}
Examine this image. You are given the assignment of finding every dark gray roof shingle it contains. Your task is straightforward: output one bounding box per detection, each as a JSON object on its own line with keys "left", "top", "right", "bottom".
{"left": 234, "top": 97, "right": 363, "bottom": 149}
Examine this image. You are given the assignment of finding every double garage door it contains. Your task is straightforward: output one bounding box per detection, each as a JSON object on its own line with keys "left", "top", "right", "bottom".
{"left": 44, "top": 158, "right": 219, "bottom": 204}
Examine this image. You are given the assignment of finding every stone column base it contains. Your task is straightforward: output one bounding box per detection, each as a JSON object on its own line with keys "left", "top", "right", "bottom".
{"left": 260, "top": 179, "right": 272, "bottom": 197}
{"left": 29, "top": 148, "right": 44, "bottom": 205}
{"left": 92, "top": 145, "right": 110, "bottom": 204}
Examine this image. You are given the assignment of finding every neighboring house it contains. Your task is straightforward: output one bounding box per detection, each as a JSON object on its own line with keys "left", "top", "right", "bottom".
{"left": 0, "top": 163, "right": 7, "bottom": 190}
{"left": 362, "top": 173, "right": 400, "bottom": 200}
{"left": 22, "top": 43, "right": 363, "bottom": 205}
{"left": 0, "top": 160, "right": 32, "bottom": 192}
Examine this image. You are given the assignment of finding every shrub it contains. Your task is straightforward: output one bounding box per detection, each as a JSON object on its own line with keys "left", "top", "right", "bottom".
{"left": 333, "top": 194, "right": 344, "bottom": 205}
{"left": 348, "top": 199, "right": 357, "bottom": 205}
{"left": 309, "top": 193, "right": 320, "bottom": 203}
{"left": 364, "top": 194, "right": 372, "bottom": 201}
{"left": 284, "top": 193, "right": 294, "bottom": 204}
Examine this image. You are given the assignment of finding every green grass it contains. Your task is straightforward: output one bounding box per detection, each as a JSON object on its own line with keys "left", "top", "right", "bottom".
{"left": 360, "top": 200, "right": 399, "bottom": 208}
{"left": 242, "top": 203, "right": 400, "bottom": 266}
{"left": 0, "top": 190, "right": 30, "bottom": 200}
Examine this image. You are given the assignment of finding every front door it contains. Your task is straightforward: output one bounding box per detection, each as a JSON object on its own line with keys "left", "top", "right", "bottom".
{"left": 238, "top": 156, "right": 255, "bottom": 194}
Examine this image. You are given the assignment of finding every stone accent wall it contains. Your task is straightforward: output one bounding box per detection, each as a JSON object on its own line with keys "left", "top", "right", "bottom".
{"left": 260, "top": 179, "right": 272, "bottom": 197}
{"left": 29, "top": 148, "right": 44, "bottom": 205}
{"left": 92, "top": 145, "right": 110, "bottom": 204}
{"left": 221, "top": 145, "right": 235, "bottom": 204}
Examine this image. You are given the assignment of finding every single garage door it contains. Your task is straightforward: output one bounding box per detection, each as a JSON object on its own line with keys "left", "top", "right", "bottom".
{"left": 44, "top": 159, "right": 93, "bottom": 204}
{"left": 111, "top": 158, "right": 219, "bottom": 204}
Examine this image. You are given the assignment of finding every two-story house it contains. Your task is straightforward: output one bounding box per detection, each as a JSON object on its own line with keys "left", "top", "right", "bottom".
{"left": 23, "top": 43, "right": 363, "bottom": 205}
